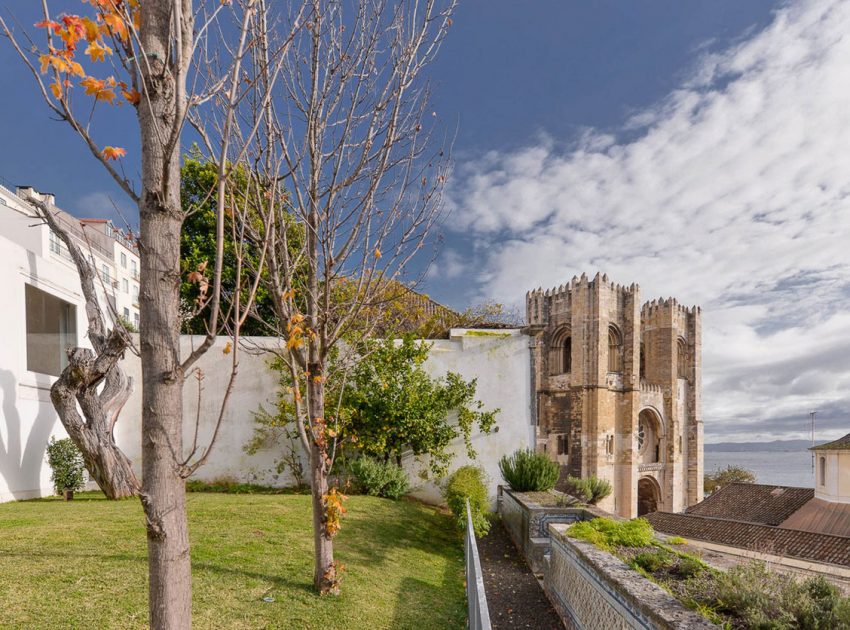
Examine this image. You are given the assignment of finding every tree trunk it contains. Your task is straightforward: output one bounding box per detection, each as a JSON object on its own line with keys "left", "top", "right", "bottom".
{"left": 138, "top": 2, "right": 193, "bottom": 627}
{"left": 307, "top": 363, "right": 338, "bottom": 595}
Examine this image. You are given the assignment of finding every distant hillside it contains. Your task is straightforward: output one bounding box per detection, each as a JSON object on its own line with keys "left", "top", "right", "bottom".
{"left": 705, "top": 439, "right": 828, "bottom": 453}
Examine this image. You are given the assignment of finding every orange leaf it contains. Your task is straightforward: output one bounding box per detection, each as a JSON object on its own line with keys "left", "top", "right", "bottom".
{"left": 85, "top": 40, "right": 112, "bottom": 63}
{"left": 102, "top": 146, "right": 126, "bottom": 161}
{"left": 122, "top": 89, "right": 141, "bottom": 105}
{"left": 374, "top": 247, "right": 382, "bottom": 259}
{"left": 50, "top": 81, "right": 63, "bottom": 99}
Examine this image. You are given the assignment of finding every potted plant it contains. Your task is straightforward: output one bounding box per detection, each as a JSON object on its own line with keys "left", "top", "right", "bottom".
{"left": 46, "top": 437, "right": 86, "bottom": 500}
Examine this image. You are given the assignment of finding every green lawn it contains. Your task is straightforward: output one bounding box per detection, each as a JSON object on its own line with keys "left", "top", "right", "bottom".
{"left": 0, "top": 492, "right": 465, "bottom": 629}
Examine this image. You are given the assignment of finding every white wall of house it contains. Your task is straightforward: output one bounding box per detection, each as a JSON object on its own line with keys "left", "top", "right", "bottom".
{"left": 0, "top": 209, "right": 92, "bottom": 501}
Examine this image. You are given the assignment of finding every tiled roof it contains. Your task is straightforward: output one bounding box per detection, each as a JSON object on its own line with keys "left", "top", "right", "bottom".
{"left": 645, "top": 511, "right": 850, "bottom": 567}
{"left": 811, "top": 432, "right": 850, "bottom": 451}
{"left": 686, "top": 483, "right": 813, "bottom": 526}
{"left": 779, "top": 498, "right": 850, "bottom": 538}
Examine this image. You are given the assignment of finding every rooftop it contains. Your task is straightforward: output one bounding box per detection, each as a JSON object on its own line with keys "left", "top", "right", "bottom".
{"left": 645, "top": 511, "right": 850, "bottom": 567}
{"left": 686, "top": 483, "right": 814, "bottom": 526}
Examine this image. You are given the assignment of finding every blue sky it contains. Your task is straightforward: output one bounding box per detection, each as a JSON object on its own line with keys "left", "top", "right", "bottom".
{"left": 3, "top": 1, "right": 850, "bottom": 444}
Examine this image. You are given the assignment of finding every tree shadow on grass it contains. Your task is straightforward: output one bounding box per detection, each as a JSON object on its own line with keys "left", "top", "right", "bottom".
{"left": 388, "top": 559, "right": 465, "bottom": 629}
{"left": 338, "top": 497, "right": 462, "bottom": 569}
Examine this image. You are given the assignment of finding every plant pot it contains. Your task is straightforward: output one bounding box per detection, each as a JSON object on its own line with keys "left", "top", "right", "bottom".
{"left": 63, "top": 489, "right": 74, "bottom": 501}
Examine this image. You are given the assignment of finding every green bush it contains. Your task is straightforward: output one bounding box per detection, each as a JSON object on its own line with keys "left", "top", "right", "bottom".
{"left": 444, "top": 466, "right": 490, "bottom": 537}
{"left": 45, "top": 437, "right": 85, "bottom": 496}
{"left": 568, "top": 517, "right": 654, "bottom": 550}
{"left": 349, "top": 457, "right": 410, "bottom": 500}
{"left": 563, "top": 475, "right": 612, "bottom": 505}
{"left": 684, "top": 561, "right": 850, "bottom": 629}
{"left": 632, "top": 549, "right": 673, "bottom": 574}
{"left": 498, "top": 449, "right": 560, "bottom": 492}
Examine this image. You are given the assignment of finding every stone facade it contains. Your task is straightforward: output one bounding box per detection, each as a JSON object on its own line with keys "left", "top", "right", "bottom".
{"left": 526, "top": 273, "right": 703, "bottom": 518}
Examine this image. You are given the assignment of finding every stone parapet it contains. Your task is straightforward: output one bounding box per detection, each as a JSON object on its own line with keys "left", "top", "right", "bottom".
{"left": 545, "top": 524, "right": 718, "bottom": 630}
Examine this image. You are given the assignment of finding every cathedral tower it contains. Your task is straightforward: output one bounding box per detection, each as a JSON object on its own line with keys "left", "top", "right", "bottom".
{"left": 526, "top": 273, "right": 702, "bottom": 518}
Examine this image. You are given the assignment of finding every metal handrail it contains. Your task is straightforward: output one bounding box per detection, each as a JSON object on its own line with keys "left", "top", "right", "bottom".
{"left": 464, "top": 498, "right": 492, "bottom": 630}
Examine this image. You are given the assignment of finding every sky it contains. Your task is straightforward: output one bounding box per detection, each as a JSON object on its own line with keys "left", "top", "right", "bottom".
{"left": 1, "top": 0, "right": 848, "bottom": 443}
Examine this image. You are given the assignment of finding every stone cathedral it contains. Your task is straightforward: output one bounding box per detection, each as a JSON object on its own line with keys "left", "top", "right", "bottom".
{"left": 526, "top": 273, "right": 703, "bottom": 519}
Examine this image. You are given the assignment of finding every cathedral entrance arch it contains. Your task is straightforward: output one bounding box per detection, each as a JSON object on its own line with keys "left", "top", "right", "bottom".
{"left": 637, "top": 476, "right": 661, "bottom": 516}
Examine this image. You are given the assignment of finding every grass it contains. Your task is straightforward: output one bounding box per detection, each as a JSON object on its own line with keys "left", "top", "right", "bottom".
{"left": 0, "top": 492, "right": 465, "bottom": 629}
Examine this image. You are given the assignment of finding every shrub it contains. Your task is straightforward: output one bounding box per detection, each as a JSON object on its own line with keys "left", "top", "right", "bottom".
{"left": 498, "top": 449, "right": 560, "bottom": 492}
{"left": 444, "top": 466, "right": 490, "bottom": 537}
{"left": 349, "top": 457, "right": 410, "bottom": 500}
{"left": 45, "top": 437, "right": 85, "bottom": 496}
{"left": 632, "top": 549, "right": 672, "bottom": 574}
{"left": 563, "top": 475, "right": 613, "bottom": 504}
{"left": 684, "top": 561, "right": 850, "bottom": 629}
{"left": 568, "top": 517, "right": 654, "bottom": 550}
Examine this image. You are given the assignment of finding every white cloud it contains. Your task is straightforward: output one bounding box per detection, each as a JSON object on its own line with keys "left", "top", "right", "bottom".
{"left": 445, "top": 0, "right": 850, "bottom": 442}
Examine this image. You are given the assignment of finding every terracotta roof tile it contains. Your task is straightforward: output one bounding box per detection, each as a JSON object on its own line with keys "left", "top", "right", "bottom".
{"left": 686, "top": 483, "right": 813, "bottom": 525}
{"left": 646, "top": 511, "right": 850, "bottom": 567}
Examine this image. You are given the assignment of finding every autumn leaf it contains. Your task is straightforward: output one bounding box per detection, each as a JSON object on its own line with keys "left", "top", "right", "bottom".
{"left": 102, "top": 146, "right": 126, "bottom": 161}
{"left": 122, "top": 89, "right": 141, "bottom": 105}
{"left": 222, "top": 341, "right": 232, "bottom": 355}
{"left": 85, "top": 40, "right": 112, "bottom": 63}
{"left": 374, "top": 247, "right": 382, "bottom": 259}
{"left": 50, "top": 81, "right": 63, "bottom": 99}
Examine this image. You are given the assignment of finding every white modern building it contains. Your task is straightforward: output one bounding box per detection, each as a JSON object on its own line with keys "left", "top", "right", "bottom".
{"left": 0, "top": 182, "right": 139, "bottom": 500}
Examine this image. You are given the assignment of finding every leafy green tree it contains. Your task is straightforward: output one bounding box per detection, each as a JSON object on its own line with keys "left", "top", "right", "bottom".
{"left": 344, "top": 336, "right": 498, "bottom": 476}
{"left": 180, "top": 157, "right": 303, "bottom": 334}
{"left": 704, "top": 464, "right": 757, "bottom": 494}
{"left": 248, "top": 335, "right": 498, "bottom": 481}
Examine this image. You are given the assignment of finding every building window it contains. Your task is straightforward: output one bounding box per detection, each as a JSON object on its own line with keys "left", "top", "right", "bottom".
{"left": 25, "top": 284, "right": 77, "bottom": 377}
{"left": 639, "top": 342, "right": 646, "bottom": 379}
{"left": 608, "top": 325, "right": 622, "bottom": 373}
{"left": 605, "top": 434, "right": 614, "bottom": 456}
{"left": 120, "top": 252, "right": 127, "bottom": 268}
{"left": 131, "top": 259, "right": 138, "bottom": 280}
{"left": 132, "top": 284, "right": 139, "bottom": 300}
{"left": 48, "top": 230, "right": 61, "bottom": 254}
{"left": 101, "top": 264, "right": 110, "bottom": 283}
{"left": 549, "top": 327, "right": 572, "bottom": 375}
{"left": 134, "top": 312, "right": 140, "bottom": 328}
{"left": 557, "top": 434, "right": 569, "bottom": 455}
{"left": 677, "top": 337, "right": 687, "bottom": 379}
{"left": 819, "top": 456, "right": 826, "bottom": 486}
{"left": 123, "top": 307, "right": 130, "bottom": 318}
{"left": 122, "top": 278, "right": 129, "bottom": 293}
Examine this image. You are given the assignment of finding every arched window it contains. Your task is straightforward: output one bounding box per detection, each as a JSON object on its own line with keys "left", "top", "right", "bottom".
{"left": 677, "top": 338, "right": 687, "bottom": 380}
{"left": 608, "top": 326, "right": 622, "bottom": 373}
{"left": 819, "top": 456, "right": 826, "bottom": 486}
{"left": 549, "top": 327, "right": 572, "bottom": 375}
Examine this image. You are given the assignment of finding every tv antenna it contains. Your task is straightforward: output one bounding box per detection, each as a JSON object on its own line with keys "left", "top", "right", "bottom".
{"left": 810, "top": 410, "right": 817, "bottom": 474}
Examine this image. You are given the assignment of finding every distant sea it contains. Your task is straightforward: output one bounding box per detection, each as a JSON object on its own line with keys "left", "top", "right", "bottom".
{"left": 705, "top": 450, "right": 815, "bottom": 488}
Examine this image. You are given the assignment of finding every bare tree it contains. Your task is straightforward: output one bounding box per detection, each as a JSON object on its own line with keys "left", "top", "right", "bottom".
{"left": 230, "top": 0, "right": 457, "bottom": 595}
{"left": 1, "top": 1, "right": 296, "bottom": 626}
